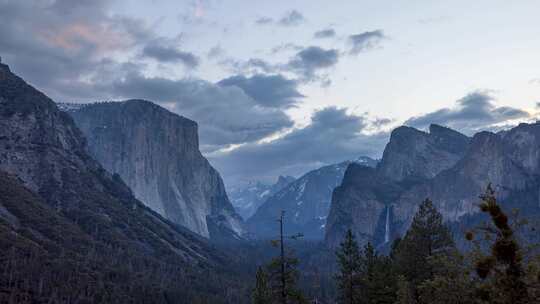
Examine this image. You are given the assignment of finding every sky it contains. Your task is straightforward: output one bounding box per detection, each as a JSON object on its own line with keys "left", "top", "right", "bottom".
{"left": 1, "top": 0, "right": 540, "bottom": 187}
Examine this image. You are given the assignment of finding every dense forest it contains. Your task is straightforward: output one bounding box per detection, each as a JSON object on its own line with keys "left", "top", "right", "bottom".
{"left": 248, "top": 186, "right": 540, "bottom": 304}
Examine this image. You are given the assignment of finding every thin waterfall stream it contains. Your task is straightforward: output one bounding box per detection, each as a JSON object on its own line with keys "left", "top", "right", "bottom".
{"left": 384, "top": 206, "right": 390, "bottom": 243}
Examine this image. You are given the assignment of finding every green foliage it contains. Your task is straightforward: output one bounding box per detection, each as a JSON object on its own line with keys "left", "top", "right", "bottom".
{"left": 252, "top": 267, "right": 272, "bottom": 304}
{"left": 0, "top": 172, "right": 250, "bottom": 304}
{"left": 394, "top": 198, "right": 455, "bottom": 300}
{"left": 266, "top": 254, "right": 307, "bottom": 304}
{"left": 335, "top": 229, "right": 363, "bottom": 304}
{"left": 418, "top": 252, "right": 475, "bottom": 304}
{"left": 468, "top": 185, "right": 538, "bottom": 304}
{"left": 335, "top": 230, "right": 397, "bottom": 304}
{"left": 395, "top": 275, "right": 415, "bottom": 304}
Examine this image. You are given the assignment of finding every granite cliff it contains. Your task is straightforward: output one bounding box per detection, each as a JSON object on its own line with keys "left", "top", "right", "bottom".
{"left": 63, "top": 100, "right": 244, "bottom": 239}
{"left": 325, "top": 123, "right": 540, "bottom": 249}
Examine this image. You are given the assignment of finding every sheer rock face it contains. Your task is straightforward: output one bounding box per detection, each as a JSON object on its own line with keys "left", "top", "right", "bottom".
{"left": 325, "top": 124, "right": 472, "bottom": 248}
{"left": 66, "top": 100, "right": 244, "bottom": 239}
{"left": 0, "top": 62, "right": 217, "bottom": 262}
{"left": 248, "top": 157, "right": 377, "bottom": 240}
{"left": 325, "top": 165, "right": 389, "bottom": 248}
{"left": 378, "top": 124, "right": 470, "bottom": 183}
{"left": 326, "top": 123, "right": 540, "bottom": 249}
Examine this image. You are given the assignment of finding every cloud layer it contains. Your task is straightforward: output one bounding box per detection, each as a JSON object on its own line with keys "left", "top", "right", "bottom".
{"left": 405, "top": 92, "right": 531, "bottom": 134}
{"left": 210, "top": 107, "right": 389, "bottom": 185}
{"left": 218, "top": 74, "right": 304, "bottom": 108}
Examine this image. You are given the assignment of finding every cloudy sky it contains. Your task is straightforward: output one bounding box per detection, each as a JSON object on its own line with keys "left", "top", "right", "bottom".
{"left": 1, "top": 0, "right": 540, "bottom": 187}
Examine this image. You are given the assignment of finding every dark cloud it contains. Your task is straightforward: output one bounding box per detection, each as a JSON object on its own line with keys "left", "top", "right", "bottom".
{"left": 0, "top": 0, "right": 155, "bottom": 101}
{"left": 255, "top": 10, "right": 305, "bottom": 27}
{"left": 286, "top": 46, "right": 340, "bottom": 82}
{"left": 142, "top": 40, "right": 199, "bottom": 68}
{"left": 220, "top": 57, "right": 276, "bottom": 75}
{"left": 220, "top": 46, "right": 339, "bottom": 86}
{"left": 348, "top": 30, "right": 386, "bottom": 55}
{"left": 278, "top": 10, "right": 305, "bottom": 26}
{"left": 0, "top": 1, "right": 296, "bottom": 153}
{"left": 255, "top": 17, "right": 273, "bottom": 25}
{"left": 270, "top": 43, "right": 303, "bottom": 54}
{"left": 314, "top": 28, "right": 336, "bottom": 39}
{"left": 209, "top": 107, "right": 389, "bottom": 185}
{"left": 218, "top": 74, "right": 304, "bottom": 108}
{"left": 405, "top": 92, "right": 531, "bottom": 135}
{"left": 103, "top": 71, "right": 294, "bottom": 152}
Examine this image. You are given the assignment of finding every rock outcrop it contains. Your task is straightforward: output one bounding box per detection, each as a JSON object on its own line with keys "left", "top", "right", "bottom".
{"left": 64, "top": 100, "right": 244, "bottom": 239}
{"left": 248, "top": 157, "right": 377, "bottom": 239}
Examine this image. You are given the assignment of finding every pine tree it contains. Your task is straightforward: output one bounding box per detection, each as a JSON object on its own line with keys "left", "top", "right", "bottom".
{"left": 252, "top": 267, "right": 271, "bottom": 304}
{"left": 266, "top": 255, "right": 305, "bottom": 304}
{"left": 468, "top": 185, "right": 535, "bottom": 304}
{"left": 335, "top": 229, "right": 362, "bottom": 304}
{"left": 394, "top": 199, "right": 455, "bottom": 300}
{"left": 395, "top": 275, "right": 415, "bottom": 304}
{"left": 361, "top": 242, "right": 397, "bottom": 304}
{"left": 264, "top": 211, "right": 306, "bottom": 304}
{"left": 418, "top": 252, "right": 475, "bottom": 304}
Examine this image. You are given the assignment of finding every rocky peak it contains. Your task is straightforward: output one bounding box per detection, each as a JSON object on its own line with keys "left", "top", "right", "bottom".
{"left": 378, "top": 125, "right": 469, "bottom": 183}
{"left": 429, "top": 124, "right": 470, "bottom": 153}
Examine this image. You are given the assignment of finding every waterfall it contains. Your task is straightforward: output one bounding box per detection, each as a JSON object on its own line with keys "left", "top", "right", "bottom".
{"left": 384, "top": 206, "right": 390, "bottom": 243}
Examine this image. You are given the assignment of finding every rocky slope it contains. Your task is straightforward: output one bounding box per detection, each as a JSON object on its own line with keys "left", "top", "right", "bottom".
{"left": 325, "top": 123, "right": 540, "bottom": 249}
{"left": 0, "top": 62, "right": 241, "bottom": 302}
{"left": 63, "top": 100, "right": 244, "bottom": 239}
{"left": 248, "top": 157, "right": 377, "bottom": 239}
{"left": 229, "top": 175, "right": 295, "bottom": 220}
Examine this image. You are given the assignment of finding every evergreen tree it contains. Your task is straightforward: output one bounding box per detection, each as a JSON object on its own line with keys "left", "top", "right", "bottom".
{"left": 335, "top": 229, "right": 363, "bottom": 304}
{"left": 468, "top": 185, "right": 535, "bottom": 304}
{"left": 261, "top": 211, "right": 306, "bottom": 304}
{"left": 266, "top": 255, "right": 306, "bottom": 304}
{"left": 252, "top": 266, "right": 272, "bottom": 304}
{"left": 395, "top": 275, "right": 415, "bottom": 304}
{"left": 366, "top": 255, "right": 397, "bottom": 304}
{"left": 361, "top": 243, "right": 397, "bottom": 304}
{"left": 418, "top": 252, "right": 475, "bottom": 304}
{"left": 394, "top": 199, "right": 455, "bottom": 300}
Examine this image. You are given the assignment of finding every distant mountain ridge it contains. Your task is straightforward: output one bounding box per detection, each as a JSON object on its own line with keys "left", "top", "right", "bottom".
{"left": 61, "top": 100, "right": 244, "bottom": 239}
{"left": 230, "top": 175, "right": 296, "bottom": 220}
{"left": 247, "top": 157, "right": 378, "bottom": 239}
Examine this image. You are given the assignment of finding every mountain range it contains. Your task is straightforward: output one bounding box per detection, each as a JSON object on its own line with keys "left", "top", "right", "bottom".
{"left": 229, "top": 175, "right": 296, "bottom": 220}
{"left": 247, "top": 157, "right": 377, "bottom": 239}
